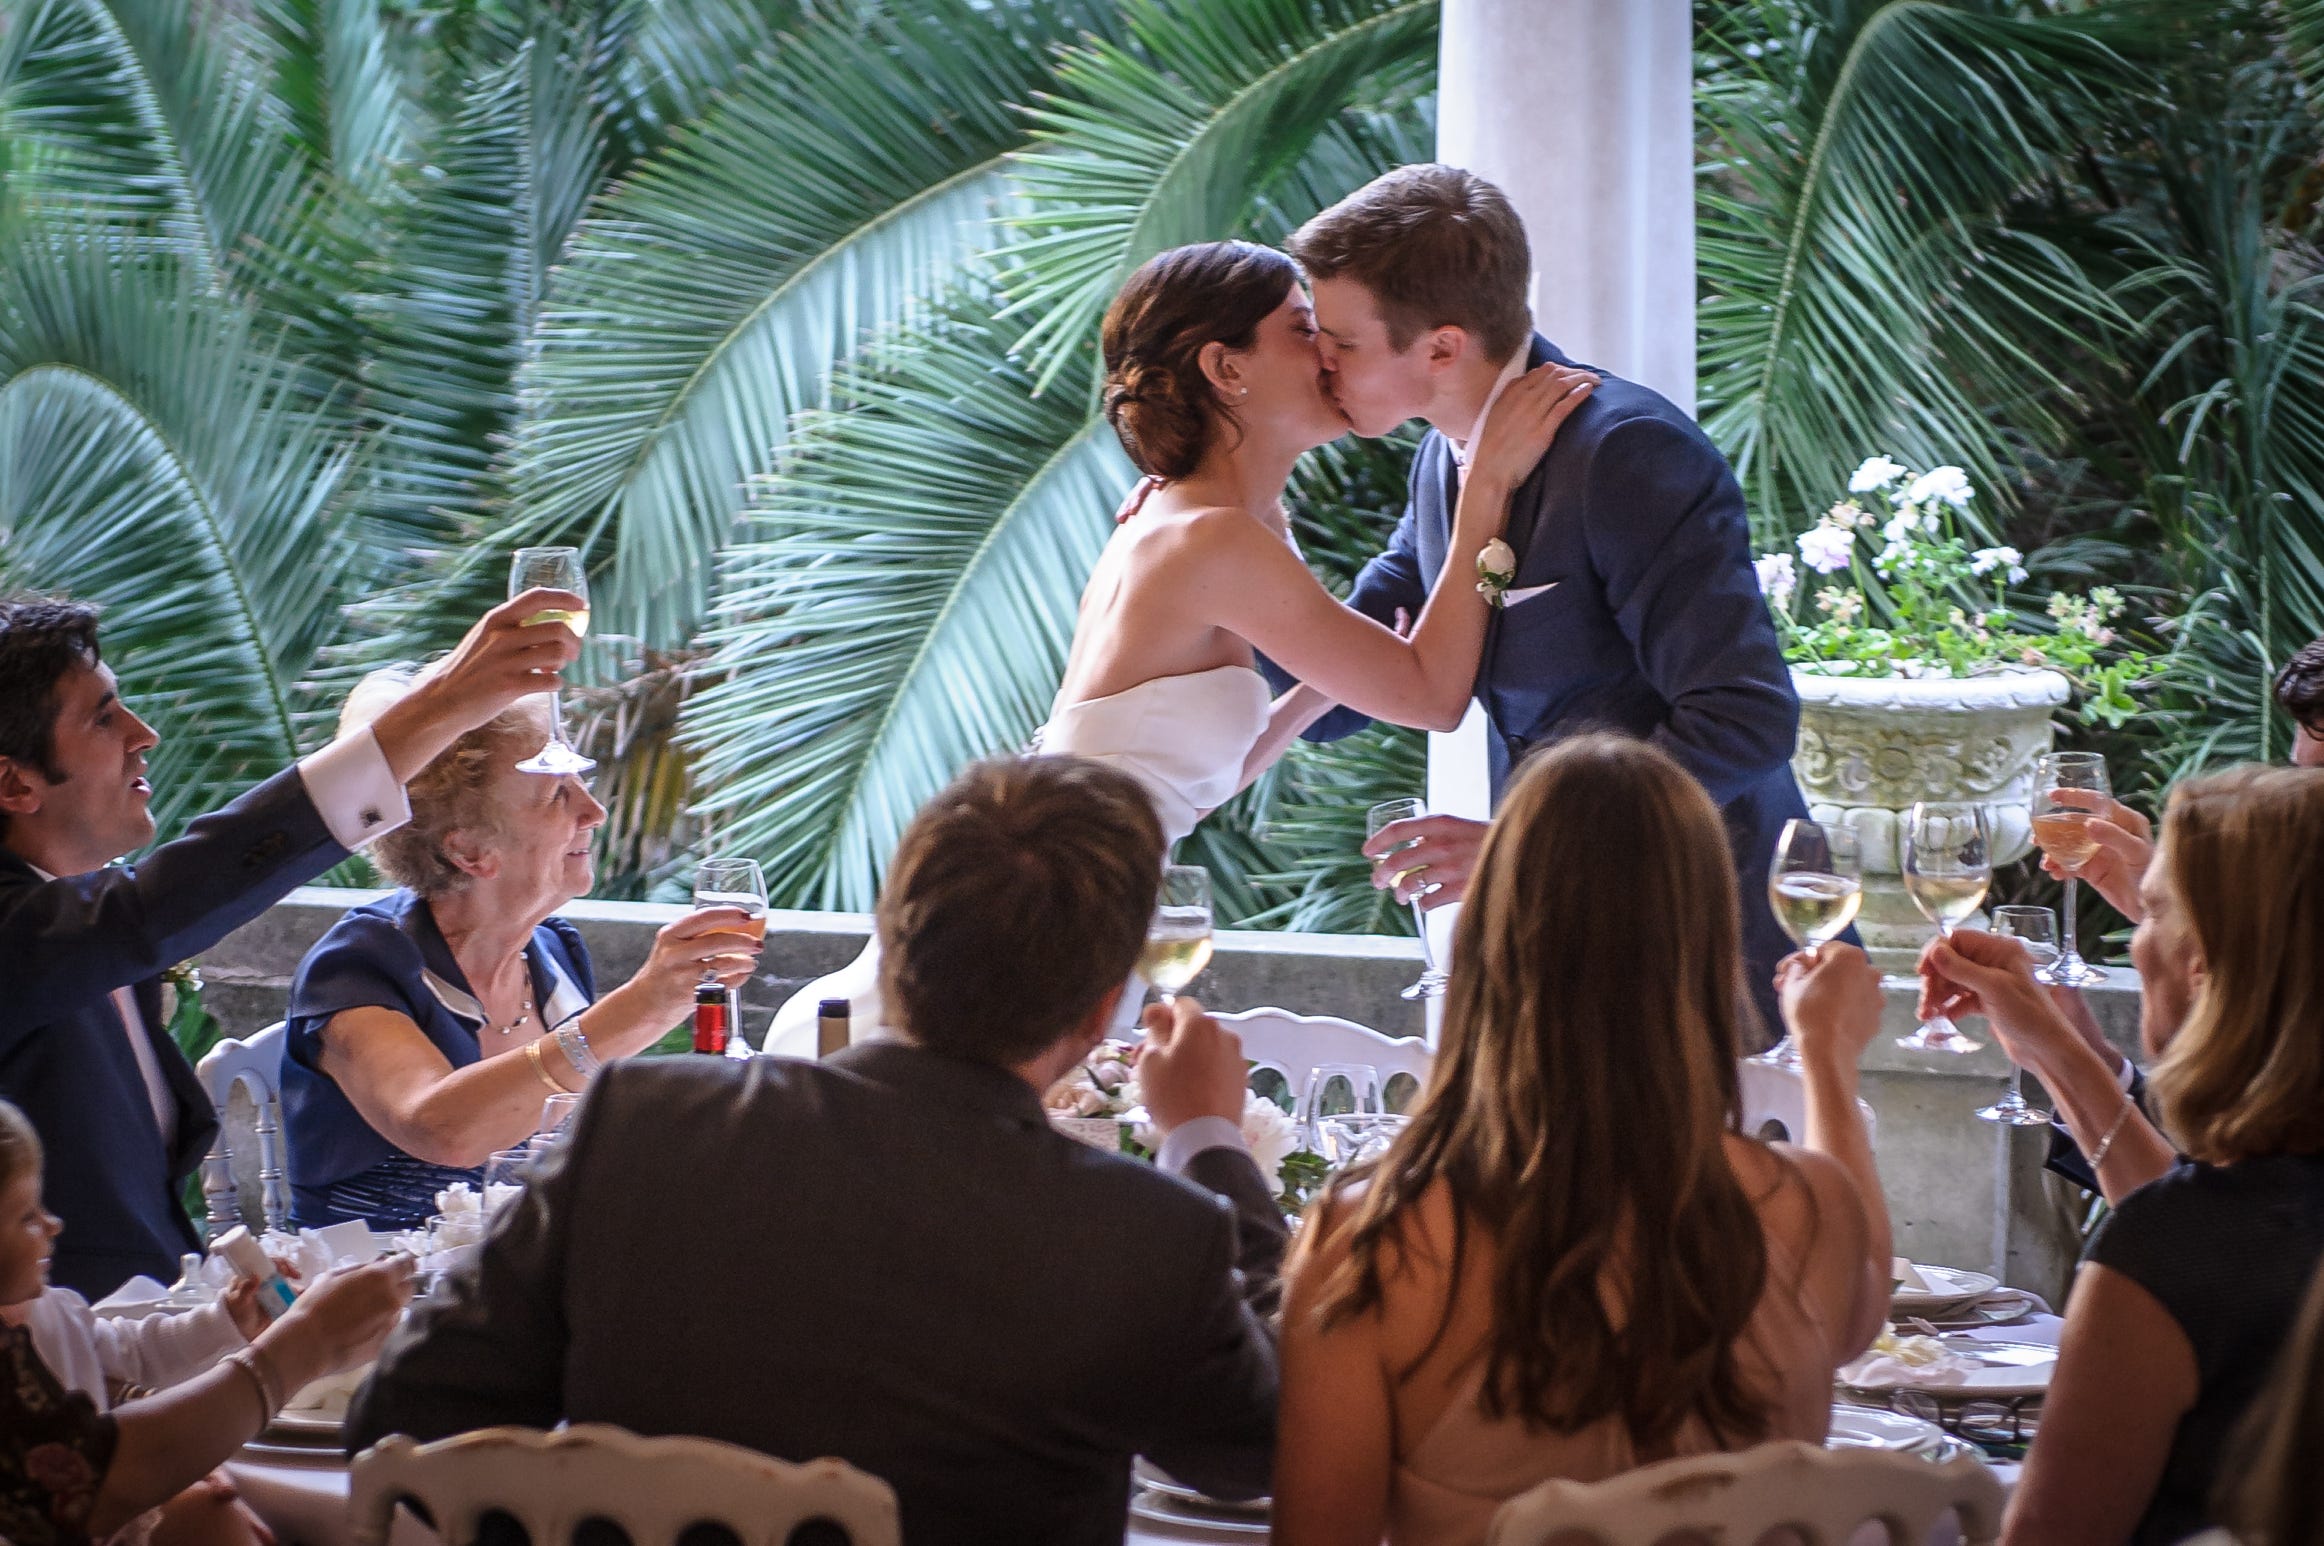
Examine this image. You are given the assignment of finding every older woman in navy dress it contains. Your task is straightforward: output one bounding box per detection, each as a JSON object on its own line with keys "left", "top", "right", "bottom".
{"left": 282, "top": 674, "right": 764, "bottom": 1227}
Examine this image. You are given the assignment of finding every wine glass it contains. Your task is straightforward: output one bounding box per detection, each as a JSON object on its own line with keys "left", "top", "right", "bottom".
{"left": 1899, "top": 801, "right": 1991, "bottom": 1054}
{"left": 1300, "top": 1064, "right": 1390, "bottom": 1168}
{"left": 693, "top": 859, "right": 769, "bottom": 1044}
{"left": 537, "top": 1092, "right": 583, "bottom": 1139}
{"left": 2032, "top": 752, "right": 2111, "bottom": 986}
{"left": 1980, "top": 907, "right": 2059, "bottom": 1126}
{"left": 1140, "top": 866, "right": 1213, "bottom": 1004}
{"left": 1366, "top": 798, "right": 1448, "bottom": 1000}
{"left": 1756, "top": 819, "right": 1863, "bottom": 1069}
{"left": 508, "top": 546, "right": 596, "bottom": 776}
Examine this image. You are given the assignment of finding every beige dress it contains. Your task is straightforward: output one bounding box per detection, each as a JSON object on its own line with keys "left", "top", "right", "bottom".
{"left": 1386, "top": 1234, "right": 1842, "bottom": 1546}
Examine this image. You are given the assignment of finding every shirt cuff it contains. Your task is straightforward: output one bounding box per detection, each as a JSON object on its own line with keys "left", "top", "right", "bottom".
{"left": 2115, "top": 1056, "right": 2138, "bottom": 1093}
{"left": 297, "top": 729, "right": 411, "bottom": 852}
{"left": 1157, "top": 1115, "right": 1247, "bottom": 1175}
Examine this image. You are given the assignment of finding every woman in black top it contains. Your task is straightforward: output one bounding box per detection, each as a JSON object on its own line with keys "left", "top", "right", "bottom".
{"left": 1922, "top": 763, "right": 2324, "bottom": 1546}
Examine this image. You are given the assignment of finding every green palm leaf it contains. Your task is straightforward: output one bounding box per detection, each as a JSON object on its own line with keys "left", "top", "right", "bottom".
{"left": 446, "top": 0, "right": 1112, "bottom": 651}
{"left": 1696, "top": 0, "right": 2143, "bottom": 541}
{"left": 682, "top": 285, "right": 1131, "bottom": 908}
{"left": 0, "top": 233, "right": 362, "bottom": 840}
{"left": 1001, "top": 0, "right": 1437, "bottom": 392}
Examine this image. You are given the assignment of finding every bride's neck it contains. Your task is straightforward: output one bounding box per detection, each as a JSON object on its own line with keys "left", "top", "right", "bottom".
{"left": 1176, "top": 431, "right": 1302, "bottom": 531}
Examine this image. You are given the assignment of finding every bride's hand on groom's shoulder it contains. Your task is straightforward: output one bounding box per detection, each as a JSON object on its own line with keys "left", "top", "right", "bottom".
{"left": 1466, "top": 365, "right": 1598, "bottom": 499}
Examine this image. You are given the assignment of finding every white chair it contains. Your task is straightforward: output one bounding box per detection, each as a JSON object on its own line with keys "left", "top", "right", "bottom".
{"left": 350, "top": 1425, "right": 901, "bottom": 1546}
{"left": 1484, "top": 1439, "right": 2005, "bottom": 1546}
{"left": 1739, "top": 1057, "right": 1878, "bottom": 1146}
{"left": 1210, "top": 1006, "right": 1432, "bottom": 1109}
{"left": 196, "top": 1022, "right": 289, "bottom": 1238}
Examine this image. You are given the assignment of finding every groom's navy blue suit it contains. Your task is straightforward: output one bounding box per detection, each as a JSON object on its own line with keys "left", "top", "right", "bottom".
{"left": 1304, "top": 334, "right": 1820, "bottom": 1037}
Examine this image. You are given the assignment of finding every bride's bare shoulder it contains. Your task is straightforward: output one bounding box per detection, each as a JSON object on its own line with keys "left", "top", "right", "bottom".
{"left": 1128, "top": 499, "right": 1278, "bottom": 564}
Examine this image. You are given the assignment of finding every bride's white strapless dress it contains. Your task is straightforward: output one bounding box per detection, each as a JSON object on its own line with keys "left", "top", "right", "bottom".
{"left": 759, "top": 665, "right": 1272, "bottom": 1055}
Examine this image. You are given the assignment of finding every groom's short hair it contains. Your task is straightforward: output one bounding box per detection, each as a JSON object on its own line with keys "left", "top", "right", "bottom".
{"left": 877, "top": 755, "right": 1162, "bottom": 1066}
{"left": 1291, "top": 164, "right": 1532, "bottom": 364}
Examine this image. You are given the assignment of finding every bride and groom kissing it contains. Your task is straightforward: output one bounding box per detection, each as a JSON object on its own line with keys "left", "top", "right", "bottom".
{"left": 770, "top": 162, "right": 1819, "bottom": 1050}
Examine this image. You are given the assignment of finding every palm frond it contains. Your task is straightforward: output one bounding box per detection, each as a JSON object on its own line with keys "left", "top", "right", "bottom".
{"left": 253, "top": 0, "right": 418, "bottom": 196}
{"left": 1696, "top": 0, "right": 2145, "bottom": 541}
{"left": 0, "top": 232, "right": 362, "bottom": 840}
{"left": 2284, "top": 0, "right": 2324, "bottom": 105}
{"left": 1001, "top": 0, "right": 1437, "bottom": 392}
{"left": 445, "top": 0, "right": 1108, "bottom": 650}
{"left": 680, "top": 284, "right": 1131, "bottom": 909}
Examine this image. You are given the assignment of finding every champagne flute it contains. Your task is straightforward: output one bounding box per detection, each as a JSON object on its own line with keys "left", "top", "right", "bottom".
{"left": 1898, "top": 801, "right": 1991, "bottom": 1054}
{"left": 1756, "top": 819, "right": 1863, "bottom": 1069}
{"left": 2032, "top": 752, "right": 2111, "bottom": 986}
{"left": 509, "top": 546, "right": 596, "bottom": 776}
{"left": 1366, "top": 798, "right": 1448, "bottom": 1000}
{"left": 1140, "top": 866, "right": 1213, "bottom": 1004}
{"left": 1980, "top": 907, "right": 2059, "bottom": 1126}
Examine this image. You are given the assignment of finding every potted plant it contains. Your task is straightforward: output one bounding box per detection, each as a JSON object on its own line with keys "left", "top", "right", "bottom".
{"left": 1754, "top": 458, "right": 2153, "bottom": 967}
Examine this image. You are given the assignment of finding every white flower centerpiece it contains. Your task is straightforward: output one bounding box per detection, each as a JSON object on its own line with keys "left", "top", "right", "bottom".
{"left": 1045, "top": 1040, "right": 1328, "bottom": 1213}
{"left": 1756, "top": 458, "right": 2156, "bottom": 967}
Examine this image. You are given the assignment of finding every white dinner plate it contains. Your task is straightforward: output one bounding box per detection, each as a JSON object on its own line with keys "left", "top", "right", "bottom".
{"left": 1841, "top": 1336, "right": 2057, "bottom": 1399}
{"left": 1131, "top": 1461, "right": 1268, "bottom": 1516}
{"left": 1827, "top": 1404, "right": 1946, "bottom": 1454}
{"left": 1891, "top": 1264, "right": 1999, "bottom": 1314}
{"left": 263, "top": 1408, "right": 344, "bottom": 1441}
{"left": 1129, "top": 1489, "right": 1270, "bottom": 1536}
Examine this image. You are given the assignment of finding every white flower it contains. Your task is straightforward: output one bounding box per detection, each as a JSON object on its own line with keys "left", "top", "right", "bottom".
{"left": 1240, "top": 1095, "right": 1300, "bottom": 1193}
{"left": 1882, "top": 511, "right": 1920, "bottom": 546}
{"left": 1797, "top": 523, "right": 1855, "bottom": 574}
{"left": 1849, "top": 456, "right": 1907, "bottom": 493}
{"left": 1754, "top": 552, "right": 1798, "bottom": 607}
{"left": 1904, "top": 466, "right": 1974, "bottom": 508}
{"left": 1826, "top": 500, "right": 1870, "bottom": 530}
{"left": 1969, "top": 546, "right": 2026, "bottom": 582}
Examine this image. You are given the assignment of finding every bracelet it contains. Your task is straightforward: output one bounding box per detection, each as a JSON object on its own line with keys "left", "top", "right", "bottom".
{"left": 524, "top": 1037, "right": 575, "bottom": 1095}
{"left": 2089, "top": 1095, "right": 2136, "bottom": 1170}
{"left": 226, "top": 1347, "right": 281, "bottom": 1426}
{"left": 553, "top": 1022, "right": 601, "bottom": 1081}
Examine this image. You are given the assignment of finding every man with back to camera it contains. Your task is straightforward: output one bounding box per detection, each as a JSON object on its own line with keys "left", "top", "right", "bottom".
{"left": 0, "top": 591, "right": 583, "bottom": 1297}
{"left": 350, "top": 754, "right": 1288, "bottom": 1545}
{"left": 1289, "top": 163, "right": 1826, "bottom": 1037}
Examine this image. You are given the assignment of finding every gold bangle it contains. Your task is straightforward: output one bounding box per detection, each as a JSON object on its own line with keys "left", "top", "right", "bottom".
{"left": 524, "top": 1038, "right": 573, "bottom": 1094}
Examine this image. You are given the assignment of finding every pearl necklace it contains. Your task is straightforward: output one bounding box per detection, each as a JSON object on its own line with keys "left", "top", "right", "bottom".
{"left": 489, "top": 950, "right": 535, "bottom": 1038}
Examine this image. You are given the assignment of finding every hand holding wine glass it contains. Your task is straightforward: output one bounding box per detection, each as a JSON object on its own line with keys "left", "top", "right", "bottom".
{"left": 1366, "top": 799, "right": 1450, "bottom": 1000}
{"left": 687, "top": 858, "right": 769, "bottom": 1056}
{"left": 1141, "top": 866, "right": 1213, "bottom": 1004}
{"left": 508, "top": 546, "right": 596, "bottom": 776}
{"left": 1978, "top": 907, "right": 2059, "bottom": 1126}
{"left": 1756, "top": 818, "right": 1862, "bottom": 1068}
{"left": 1898, "top": 801, "right": 1991, "bottom": 1054}
{"left": 2032, "top": 753, "right": 2112, "bottom": 984}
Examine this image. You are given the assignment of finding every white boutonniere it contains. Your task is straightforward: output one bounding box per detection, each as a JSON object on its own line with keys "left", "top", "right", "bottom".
{"left": 1475, "top": 538, "right": 1518, "bottom": 608}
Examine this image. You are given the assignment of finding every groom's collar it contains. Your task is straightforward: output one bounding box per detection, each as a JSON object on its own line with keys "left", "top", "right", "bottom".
{"left": 1445, "top": 346, "right": 1532, "bottom": 476}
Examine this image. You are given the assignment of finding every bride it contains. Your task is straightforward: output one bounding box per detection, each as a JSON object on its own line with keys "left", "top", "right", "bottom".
{"left": 764, "top": 239, "right": 1594, "bottom": 1052}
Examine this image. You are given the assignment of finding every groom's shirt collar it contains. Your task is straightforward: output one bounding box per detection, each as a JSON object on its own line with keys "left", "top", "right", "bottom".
{"left": 1447, "top": 347, "right": 1531, "bottom": 482}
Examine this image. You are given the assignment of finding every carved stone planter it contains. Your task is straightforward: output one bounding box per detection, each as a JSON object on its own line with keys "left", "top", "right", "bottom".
{"left": 1790, "top": 668, "right": 2072, "bottom": 970}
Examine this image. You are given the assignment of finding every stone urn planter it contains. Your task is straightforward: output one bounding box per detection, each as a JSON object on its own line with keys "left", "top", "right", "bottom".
{"left": 1790, "top": 668, "right": 2072, "bottom": 971}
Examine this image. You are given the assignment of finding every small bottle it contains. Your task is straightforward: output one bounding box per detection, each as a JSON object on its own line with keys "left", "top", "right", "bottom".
{"left": 692, "top": 981, "right": 733, "bottom": 1055}
{"left": 212, "top": 1226, "right": 296, "bottom": 1319}
{"left": 817, "top": 997, "right": 850, "bottom": 1058}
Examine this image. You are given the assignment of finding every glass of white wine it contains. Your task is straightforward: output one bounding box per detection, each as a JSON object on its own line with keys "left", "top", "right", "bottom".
{"left": 1899, "top": 801, "right": 1992, "bottom": 1054}
{"left": 1140, "top": 865, "right": 1213, "bottom": 1004}
{"left": 1366, "top": 798, "right": 1447, "bottom": 1001}
{"left": 509, "top": 546, "right": 596, "bottom": 776}
{"left": 2031, "top": 751, "right": 2111, "bottom": 986}
{"left": 1300, "top": 1063, "right": 1389, "bottom": 1169}
{"left": 1980, "top": 906, "right": 2059, "bottom": 1126}
{"left": 1756, "top": 818, "right": 1863, "bottom": 1069}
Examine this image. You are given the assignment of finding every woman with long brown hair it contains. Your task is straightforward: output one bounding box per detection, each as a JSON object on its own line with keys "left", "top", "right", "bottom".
{"left": 1273, "top": 735, "right": 1891, "bottom": 1546}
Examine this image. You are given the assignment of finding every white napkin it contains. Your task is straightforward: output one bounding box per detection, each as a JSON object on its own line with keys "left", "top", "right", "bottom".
{"left": 1843, "top": 1348, "right": 1982, "bottom": 1389}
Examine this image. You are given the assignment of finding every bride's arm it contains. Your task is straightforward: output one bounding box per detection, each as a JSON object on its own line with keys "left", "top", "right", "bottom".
{"left": 1228, "top": 683, "right": 1338, "bottom": 796}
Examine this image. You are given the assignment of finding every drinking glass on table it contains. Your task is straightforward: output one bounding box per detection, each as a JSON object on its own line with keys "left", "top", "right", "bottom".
{"left": 2032, "top": 752, "right": 2111, "bottom": 986}
{"left": 1301, "top": 1064, "right": 1392, "bottom": 1168}
{"left": 1140, "top": 866, "right": 1213, "bottom": 1004}
{"left": 537, "top": 1092, "right": 583, "bottom": 1139}
{"left": 1366, "top": 798, "right": 1448, "bottom": 1000}
{"left": 1979, "top": 907, "right": 2059, "bottom": 1126}
{"left": 482, "top": 1145, "right": 535, "bottom": 1196}
{"left": 508, "top": 546, "right": 596, "bottom": 776}
{"left": 1757, "top": 818, "right": 1863, "bottom": 1070}
{"left": 1899, "top": 801, "right": 1992, "bottom": 1054}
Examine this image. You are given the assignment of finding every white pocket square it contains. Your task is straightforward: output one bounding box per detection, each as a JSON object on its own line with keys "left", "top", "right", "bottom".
{"left": 1503, "top": 582, "right": 1560, "bottom": 605}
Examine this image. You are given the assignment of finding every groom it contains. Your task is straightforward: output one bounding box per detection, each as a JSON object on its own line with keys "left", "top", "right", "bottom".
{"left": 1289, "top": 164, "right": 1821, "bottom": 1038}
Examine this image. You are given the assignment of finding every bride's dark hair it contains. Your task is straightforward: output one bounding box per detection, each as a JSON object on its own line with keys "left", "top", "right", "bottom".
{"left": 1100, "top": 240, "right": 1300, "bottom": 480}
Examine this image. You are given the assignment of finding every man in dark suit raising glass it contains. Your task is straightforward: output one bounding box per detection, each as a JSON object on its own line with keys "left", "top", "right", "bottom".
{"left": 0, "top": 590, "right": 583, "bottom": 1297}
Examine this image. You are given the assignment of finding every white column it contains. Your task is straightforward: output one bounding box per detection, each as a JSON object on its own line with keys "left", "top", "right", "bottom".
{"left": 1422, "top": 0, "right": 1696, "bottom": 1037}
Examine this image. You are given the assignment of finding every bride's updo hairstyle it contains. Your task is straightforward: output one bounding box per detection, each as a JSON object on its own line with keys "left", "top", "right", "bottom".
{"left": 1101, "top": 240, "right": 1302, "bottom": 480}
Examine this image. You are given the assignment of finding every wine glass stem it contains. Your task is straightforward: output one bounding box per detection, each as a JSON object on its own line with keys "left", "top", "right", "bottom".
{"left": 2008, "top": 1066, "right": 2024, "bottom": 1105}
{"left": 1408, "top": 899, "right": 1436, "bottom": 970}
{"left": 546, "top": 687, "right": 572, "bottom": 750}
{"left": 2061, "top": 877, "right": 2081, "bottom": 966}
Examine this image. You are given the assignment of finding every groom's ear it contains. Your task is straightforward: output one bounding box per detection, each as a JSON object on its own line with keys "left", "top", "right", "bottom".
{"left": 1423, "top": 325, "right": 1471, "bottom": 373}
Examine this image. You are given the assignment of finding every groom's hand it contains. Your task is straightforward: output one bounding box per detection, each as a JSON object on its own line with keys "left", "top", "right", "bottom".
{"left": 1362, "top": 815, "right": 1487, "bottom": 910}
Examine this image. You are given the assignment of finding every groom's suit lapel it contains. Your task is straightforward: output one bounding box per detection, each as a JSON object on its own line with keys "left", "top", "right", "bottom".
{"left": 1469, "top": 334, "right": 1570, "bottom": 709}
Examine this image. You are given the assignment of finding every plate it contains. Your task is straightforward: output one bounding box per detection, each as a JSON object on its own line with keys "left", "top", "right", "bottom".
{"left": 1827, "top": 1405, "right": 1946, "bottom": 1454}
{"left": 1131, "top": 1461, "right": 1268, "bottom": 1517}
{"left": 262, "top": 1408, "right": 344, "bottom": 1441}
{"left": 1899, "top": 1291, "right": 2038, "bottom": 1332}
{"left": 1840, "top": 1336, "right": 2057, "bottom": 1399}
{"left": 1891, "top": 1264, "right": 1998, "bottom": 1314}
{"left": 1128, "top": 1490, "right": 1270, "bottom": 1536}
